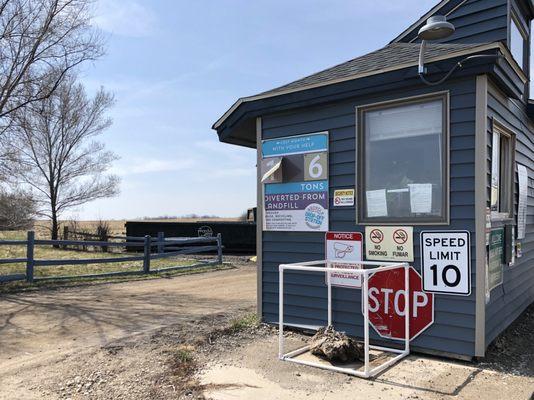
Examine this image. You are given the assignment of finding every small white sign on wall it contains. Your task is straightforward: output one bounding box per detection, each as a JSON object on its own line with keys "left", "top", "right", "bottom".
{"left": 421, "top": 231, "right": 471, "bottom": 296}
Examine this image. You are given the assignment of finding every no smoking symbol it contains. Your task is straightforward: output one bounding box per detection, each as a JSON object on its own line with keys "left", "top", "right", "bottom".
{"left": 370, "top": 229, "right": 384, "bottom": 244}
{"left": 393, "top": 229, "right": 408, "bottom": 245}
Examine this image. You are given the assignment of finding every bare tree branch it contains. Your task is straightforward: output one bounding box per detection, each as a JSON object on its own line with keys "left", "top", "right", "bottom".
{"left": 6, "top": 75, "right": 119, "bottom": 239}
{"left": 0, "top": 0, "right": 104, "bottom": 121}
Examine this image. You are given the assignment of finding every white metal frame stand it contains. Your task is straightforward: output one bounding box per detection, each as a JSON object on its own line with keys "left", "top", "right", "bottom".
{"left": 279, "top": 260, "right": 410, "bottom": 379}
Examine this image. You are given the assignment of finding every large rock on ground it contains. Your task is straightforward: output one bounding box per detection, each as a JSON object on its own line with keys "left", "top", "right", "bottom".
{"left": 309, "top": 325, "right": 364, "bottom": 363}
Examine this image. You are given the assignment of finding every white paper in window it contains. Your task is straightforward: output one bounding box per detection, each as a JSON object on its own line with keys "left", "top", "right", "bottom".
{"left": 366, "top": 189, "right": 388, "bottom": 217}
{"left": 409, "top": 183, "right": 432, "bottom": 214}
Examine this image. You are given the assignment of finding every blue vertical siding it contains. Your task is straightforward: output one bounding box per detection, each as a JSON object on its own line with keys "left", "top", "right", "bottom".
{"left": 396, "top": 0, "right": 509, "bottom": 45}
{"left": 485, "top": 80, "right": 534, "bottom": 344}
{"left": 261, "top": 77, "right": 478, "bottom": 358}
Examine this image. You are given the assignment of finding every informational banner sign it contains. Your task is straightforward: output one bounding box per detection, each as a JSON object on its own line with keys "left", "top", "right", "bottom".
{"left": 365, "top": 226, "right": 414, "bottom": 262}
{"left": 517, "top": 164, "right": 528, "bottom": 240}
{"left": 264, "top": 181, "right": 328, "bottom": 231}
{"left": 325, "top": 231, "right": 363, "bottom": 288}
{"left": 333, "top": 189, "right": 355, "bottom": 207}
{"left": 262, "top": 132, "right": 329, "bottom": 232}
{"left": 367, "top": 267, "right": 434, "bottom": 341}
{"left": 488, "top": 228, "right": 504, "bottom": 290}
{"left": 420, "top": 231, "right": 471, "bottom": 296}
{"left": 262, "top": 132, "right": 328, "bottom": 157}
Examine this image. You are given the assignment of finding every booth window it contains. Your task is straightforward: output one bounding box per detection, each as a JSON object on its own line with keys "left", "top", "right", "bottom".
{"left": 510, "top": 14, "right": 527, "bottom": 71}
{"left": 358, "top": 94, "right": 448, "bottom": 224}
{"left": 490, "top": 123, "right": 515, "bottom": 218}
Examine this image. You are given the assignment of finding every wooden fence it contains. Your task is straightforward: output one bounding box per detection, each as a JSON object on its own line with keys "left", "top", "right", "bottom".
{"left": 0, "top": 231, "right": 223, "bottom": 283}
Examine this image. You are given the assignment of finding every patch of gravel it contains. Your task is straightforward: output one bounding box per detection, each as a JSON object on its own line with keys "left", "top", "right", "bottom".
{"left": 477, "top": 302, "right": 534, "bottom": 376}
{"left": 44, "top": 310, "right": 263, "bottom": 400}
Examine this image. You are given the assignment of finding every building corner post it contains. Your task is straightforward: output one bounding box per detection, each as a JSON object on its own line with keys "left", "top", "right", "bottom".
{"left": 474, "top": 74, "right": 488, "bottom": 357}
{"left": 256, "top": 117, "right": 263, "bottom": 321}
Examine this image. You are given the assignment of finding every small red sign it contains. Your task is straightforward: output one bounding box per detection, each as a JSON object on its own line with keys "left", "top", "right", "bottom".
{"left": 326, "top": 232, "right": 362, "bottom": 241}
{"left": 367, "top": 267, "right": 434, "bottom": 340}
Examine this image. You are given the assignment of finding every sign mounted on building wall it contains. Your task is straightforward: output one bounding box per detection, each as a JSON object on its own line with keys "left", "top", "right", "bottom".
{"left": 365, "top": 226, "right": 414, "bottom": 262}
{"left": 367, "top": 266, "right": 434, "bottom": 340}
{"left": 420, "top": 231, "right": 471, "bottom": 296}
{"left": 333, "top": 189, "right": 355, "bottom": 207}
{"left": 262, "top": 132, "right": 329, "bottom": 232}
{"left": 488, "top": 228, "right": 504, "bottom": 291}
{"left": 517, "top": 164, "right": 528, "bottom": 240}
{"left": 325, "top": 231, "right": 363, "bottom": 288}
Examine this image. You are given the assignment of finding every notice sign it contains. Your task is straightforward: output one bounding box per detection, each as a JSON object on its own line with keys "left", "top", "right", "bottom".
{"left": 365, "top": 226, "right": 414, "bottom": 262}
{"left": 421, "top": 231, "right": 471, "bottom": 296}
{"left": 333, "top": 189, "right": 355, "bottom": 207}
{"left": 262, "top": 132, "right": 329, "bottom": 232}
{"left": 325, "top": 231, "right": 363, "bottom": 288}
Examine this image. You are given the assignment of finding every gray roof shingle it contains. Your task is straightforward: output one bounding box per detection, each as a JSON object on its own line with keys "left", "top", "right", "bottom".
{"left": 257, "top": 42, "right": 489, "bottom": 97}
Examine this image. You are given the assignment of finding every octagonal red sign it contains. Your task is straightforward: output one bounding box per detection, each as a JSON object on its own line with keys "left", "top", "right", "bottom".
{"left": 366, "top": 267, "right": 434, "bottom": 341}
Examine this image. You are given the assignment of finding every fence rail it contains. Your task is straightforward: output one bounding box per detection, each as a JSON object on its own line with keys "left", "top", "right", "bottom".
{"left": 0, "top": 231, "right": 223, "bottom": 284}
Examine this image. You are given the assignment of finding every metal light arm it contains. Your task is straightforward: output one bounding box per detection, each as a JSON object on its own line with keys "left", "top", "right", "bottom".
{"left": 418, "top": 40, "right": 427, "bottom": 74}
{"left": 419, "top": 52, "right": 502, "bottom": 86}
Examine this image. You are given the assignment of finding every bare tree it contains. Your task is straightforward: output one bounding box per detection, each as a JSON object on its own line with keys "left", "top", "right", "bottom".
{"left": 0, "top": 0, "right": 103, "bottom": 121}
{"left": 6, "top": 76, "right": 119, "bottom": 239}
{"left": 0, "top": 189, "right": 35, "bottom": 230}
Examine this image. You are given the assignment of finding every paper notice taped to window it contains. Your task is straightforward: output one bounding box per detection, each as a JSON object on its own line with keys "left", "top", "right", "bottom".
{"left": 409, "top": 183, "right": 432, "bottom": 214}
{"left": 366, "top": 189, "right": 388, "bottom": 217}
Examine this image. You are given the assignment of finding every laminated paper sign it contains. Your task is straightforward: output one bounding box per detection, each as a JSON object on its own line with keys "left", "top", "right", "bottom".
{"left": 262, "top": 132, "right": 329, "bottom": 232}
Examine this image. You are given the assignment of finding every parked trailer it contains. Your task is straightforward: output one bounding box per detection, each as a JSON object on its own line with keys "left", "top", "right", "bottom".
{"left": 125, "top": 220, "right": 256, "bottom": 253}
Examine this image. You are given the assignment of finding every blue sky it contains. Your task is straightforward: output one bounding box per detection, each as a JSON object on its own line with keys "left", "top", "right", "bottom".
{"left": 77, "top": 0, "right": 437, "bottom": 220}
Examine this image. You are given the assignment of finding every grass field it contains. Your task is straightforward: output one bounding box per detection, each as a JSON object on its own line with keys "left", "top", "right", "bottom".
{"left": 0, "top": 229, "right": 223, "bottom": 292}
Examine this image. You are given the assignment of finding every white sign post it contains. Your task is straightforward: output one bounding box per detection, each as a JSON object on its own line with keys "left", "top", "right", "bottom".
{"left": 421, "top": 231, "right": 471, "bottom": 296}
{"left": 325, "top": 232, "right": 363, "bottom": 288}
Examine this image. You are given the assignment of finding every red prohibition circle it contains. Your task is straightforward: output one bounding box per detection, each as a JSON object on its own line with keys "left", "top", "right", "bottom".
{"left": 393, "top": 229, "right": 408, "bottom": 245}
{"left": 370, "top": 229, "right": 384, "bottom": 244}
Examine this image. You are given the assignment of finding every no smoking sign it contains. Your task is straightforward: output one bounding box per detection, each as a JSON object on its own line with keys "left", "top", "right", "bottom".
{"left": 421, "top": 231, "right": 471, "bottom": 296}
{"left": 365, "top": 226, "right": 413, "bottom": 262}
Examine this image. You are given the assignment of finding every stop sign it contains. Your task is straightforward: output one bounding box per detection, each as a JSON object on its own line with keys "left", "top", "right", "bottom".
{"left": 366, "top": 267, "right": 434, "bottom": 341}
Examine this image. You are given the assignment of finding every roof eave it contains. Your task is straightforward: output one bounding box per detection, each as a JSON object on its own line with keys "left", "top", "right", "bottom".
{"left": 213, "top": 42, "right": 507, "bottom": 131}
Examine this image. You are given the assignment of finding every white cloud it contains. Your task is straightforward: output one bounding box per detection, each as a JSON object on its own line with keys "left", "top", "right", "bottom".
{"left": 93, "top": 0, "right": 157, "bottom": 38}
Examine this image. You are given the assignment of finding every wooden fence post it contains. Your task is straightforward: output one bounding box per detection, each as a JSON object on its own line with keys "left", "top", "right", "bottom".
{"left": 62, "top": 226, "right": 69, "bottom": 249}
{"left": 143, "top": 235, "right": 151, "bottom": 274}
{"left": 157, "top": 232, "right": 164, "bottom": 254}
{"left": 26, "top": 231, "right": 35, "bottom": 283}
{"left": 216, "top": 233, "right": 223, "bottom": 264}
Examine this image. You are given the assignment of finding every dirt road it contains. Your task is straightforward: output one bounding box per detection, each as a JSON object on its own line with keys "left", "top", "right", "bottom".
{"left": 0, "top": 264, "right": 256, "bottom": 399}
{"left": 1, "top": 261, "right": 533, "bottom": 400}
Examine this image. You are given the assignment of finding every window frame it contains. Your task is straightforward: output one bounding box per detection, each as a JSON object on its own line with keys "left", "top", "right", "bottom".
{"left": 356, "top": 92, "right": 450, "bottom": 225}
{"left": 490, "top": 119, "right": 516, "bottom": 221}
{"left": 510, "top": 13, "right": 528, "bottom": 71}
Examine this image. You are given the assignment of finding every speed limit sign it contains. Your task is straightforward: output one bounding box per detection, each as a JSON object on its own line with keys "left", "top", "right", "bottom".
{"left": 420, "top": 231, "right": 471, "bottom": 296}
